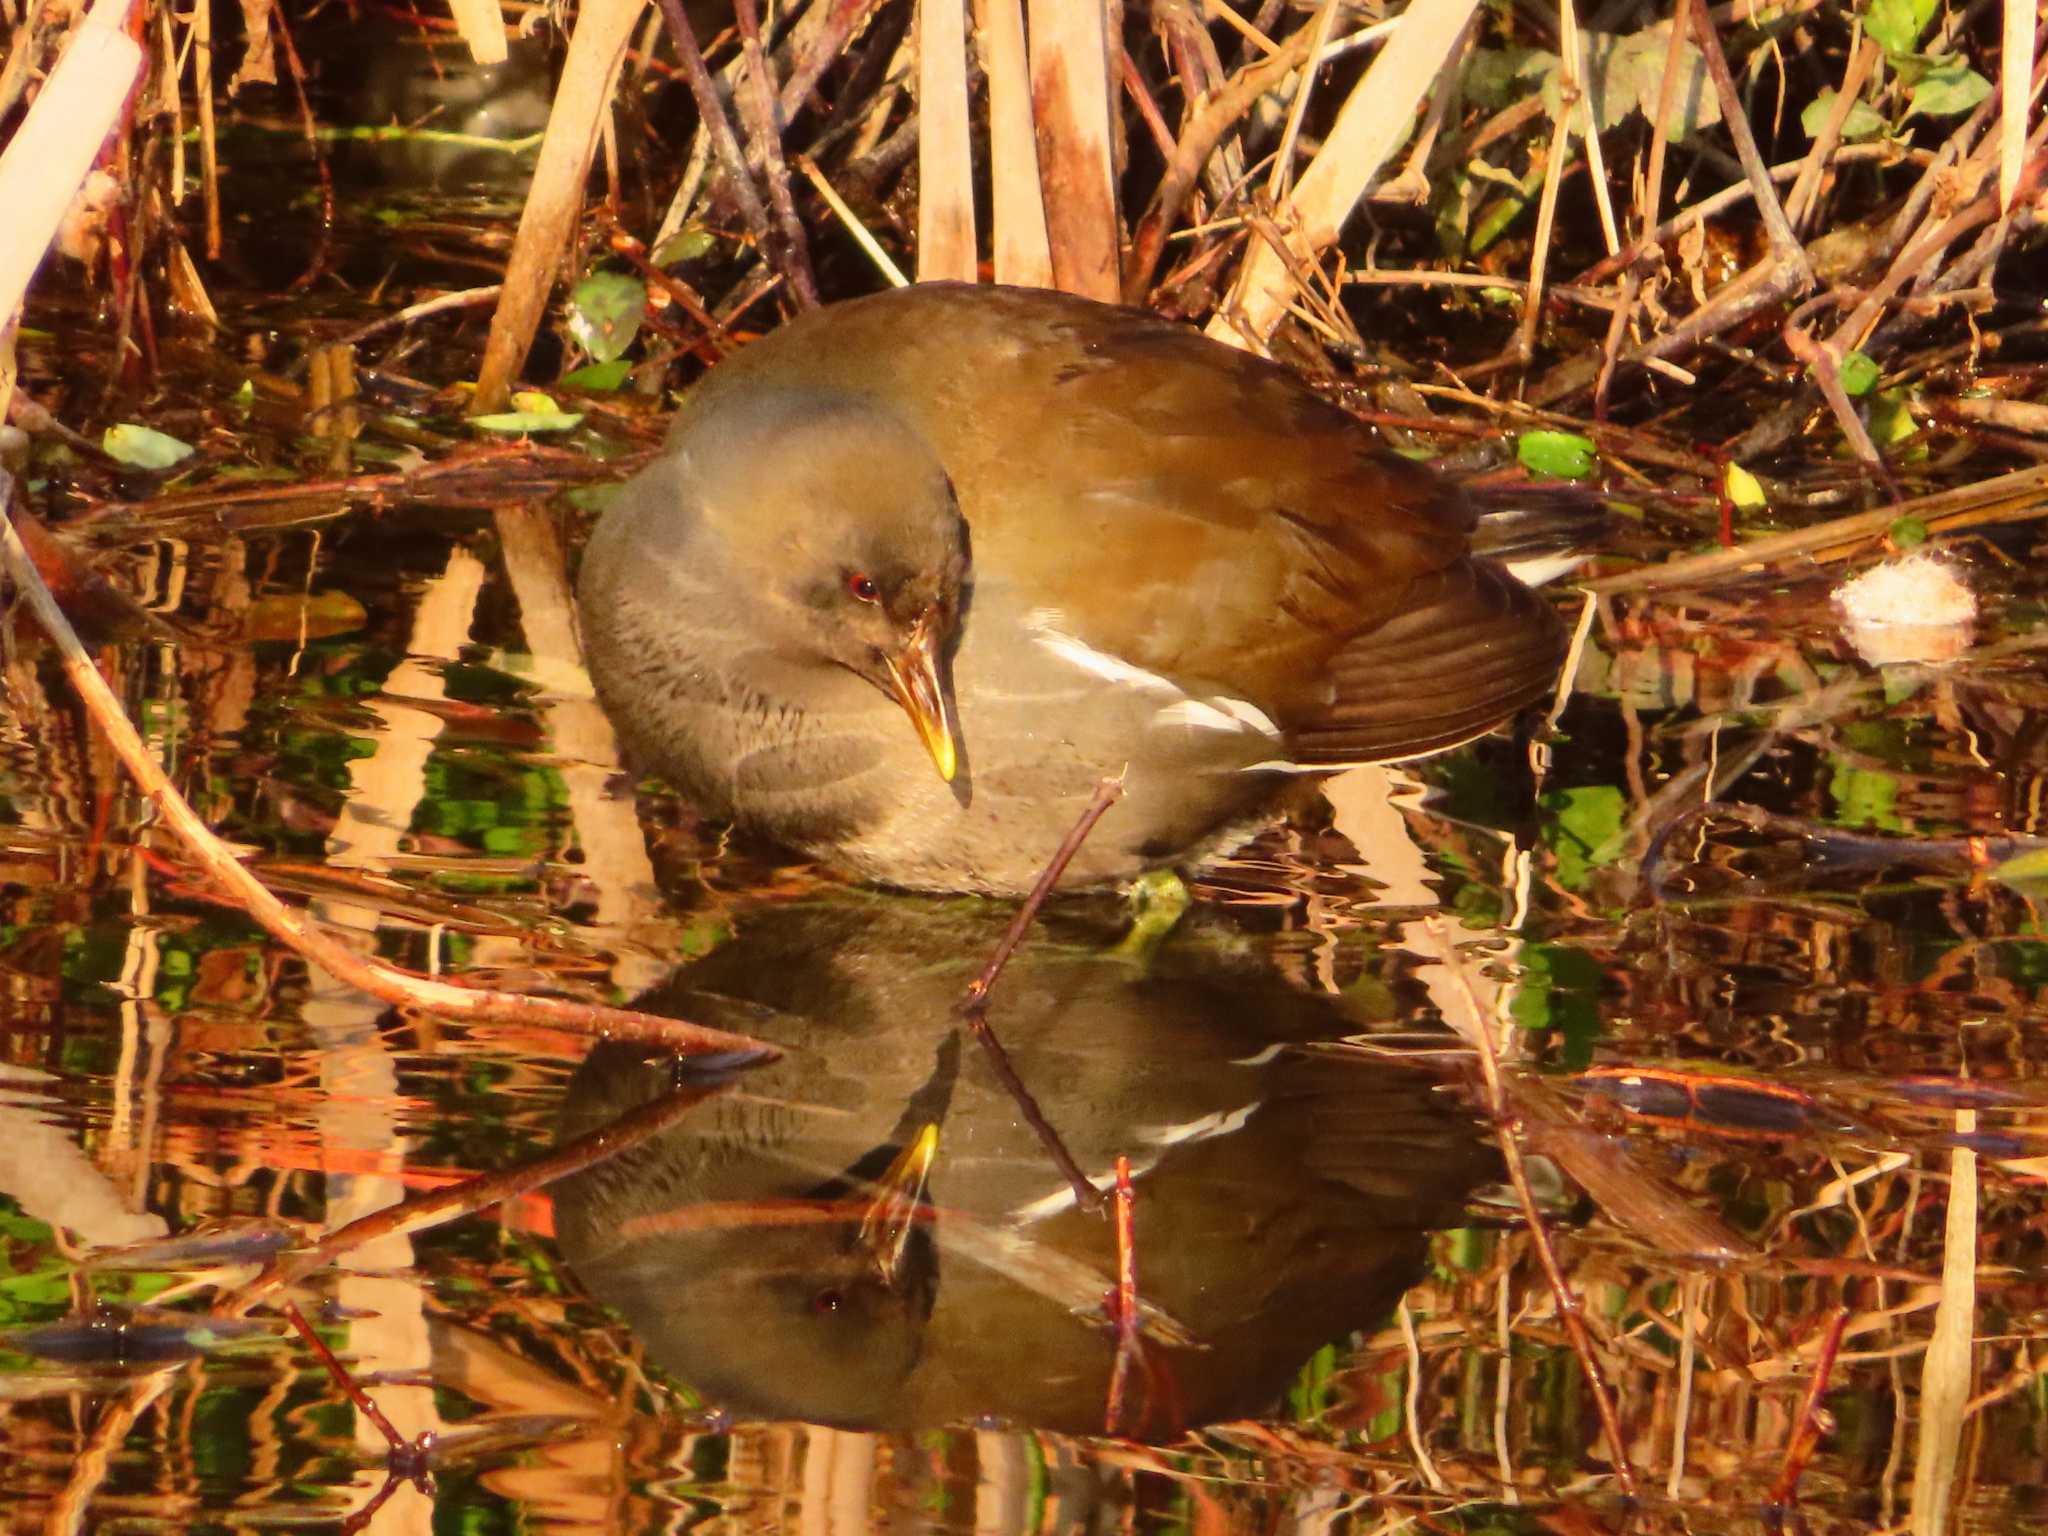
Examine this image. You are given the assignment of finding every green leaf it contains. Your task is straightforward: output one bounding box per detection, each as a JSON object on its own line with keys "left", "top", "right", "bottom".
{"left": 1829, "top": 760, "right": 1904, "bottom": 831}
{"left": 1724, "top": 462, "right": 1768, "bottom": 510}
{"left": 1868, "top": 389, "right": 1918, "bottom": 446}
{"left": 1585, "top": 24, "right": 1720, "bottom": 141}
{"left": 103, "top": 423, "right": 194, "bottom": 469}
{"left": 561, "top": 359, "right": 633, "bottom": 392}
{"left": 1907, "top": 58, "right": 1992, "bottom": 119}
{"left": 1800, "top": 88, "right": 1887, "bottom": 143}
{"left": 565, "top": 271, "right": 645, "bottom": 363}
{"left": 1516, "top": 430, "right": 1598, "bottom": 480}
{"left": 652, "top": 225, "right": 719, "bottom": 266}
{"left": 1992, "top": 847, "right": 2048, "bottom": 892}
{"left": 472, "top": 410, "right": 585, "bottom": 435}
{"left": 1838, "top": 350, "right": 1880, "bottom": 396}
{"left": 1887, "top": 515, "right": 1929, "bottom": 548}
{"left": 1544, "top": 785, "right": 1626, "bottom": 891}
{"left": 1865, "top": 0, "right": 1935, "bottom": 54}
{"left": 1465, "top": 46, "right": 1555, "bottom": 110}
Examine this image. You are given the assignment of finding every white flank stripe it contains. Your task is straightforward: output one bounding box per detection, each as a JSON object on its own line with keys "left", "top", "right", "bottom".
{"left": 1156, "top": 695, "right": 1283, "bottom": 739}
{"left": 1155, "top": 698, "right": 1241, "bottom": 732}
{"left": 1026, "top": 614, "right": 1180, "bottom": 693}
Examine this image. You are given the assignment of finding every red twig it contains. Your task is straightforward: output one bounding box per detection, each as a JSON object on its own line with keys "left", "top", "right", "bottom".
{"left": 1104, "top": 1155, "right": 1142, "bottom": 1432}
{"left": 958, "top": 774, "right": 1126, "bottom": 1213}
{"left": 281, "top": 1301, "right": 435, "bottom": 1487}
{"left": 1766, "top": 1306, "right": 1850, "bottom": 1516}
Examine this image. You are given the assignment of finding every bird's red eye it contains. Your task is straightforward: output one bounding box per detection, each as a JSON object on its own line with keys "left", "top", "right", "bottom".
{"left": 846, "top": 572, "right": 880, "bottom": 604}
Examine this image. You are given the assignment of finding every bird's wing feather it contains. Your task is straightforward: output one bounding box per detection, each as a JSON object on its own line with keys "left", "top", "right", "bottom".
{"left": 1281, "top": 559, "right": 1567, "bottom": 765}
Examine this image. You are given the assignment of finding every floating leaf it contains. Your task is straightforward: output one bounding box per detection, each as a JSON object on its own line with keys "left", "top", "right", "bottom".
{"left": 1800, "top": 88, "right": 1886, "bottom": 143}
{"left": 1866, "top": 0, "right": 1935, "bottom": 54}
{"left": 1544, "top": 785, "right": 1626, "bottom": 891}
{"left": 1993, "top": 847, "right": 2048, "bottom": 892}
{"left": 1838, "top": 350, "right": 1880, "bottom": 396}
{"left": 242, "top": 591, "right": 368, "bottom": 643}
{"left": 565, "top": 271, "right": 645, "bottom": 363}
{"left": 1829, "top": 760, "right": 1904, "bottom": 831}
{"left": 103, "top": 424, "right": 194, "bottom": 469}
{"left": 561, "top": 359, "right": 632, "bottom": 392}
{"left": 1724, "top": 462, "right": 1768, "bottom": 510}
{"left": 1907, "top": 58, "right": 1992, "bottom": 118}
{"left": 1517, "top": 430, "right": 1598, "bottom": 480}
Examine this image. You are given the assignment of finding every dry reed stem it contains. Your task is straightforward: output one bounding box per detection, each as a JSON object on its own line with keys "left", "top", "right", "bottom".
{"left": 1782, "top": 314, "right": 1899, "bottom": 499}
{"left": 1265, "top": 0, "right": 1338, "bottom": 204}
{"left": 776, "top": 0, "right": 884, "bottom": 124}
{"left": 264, "top": 1, "right": 335, "bottom": 293}
{"left": 651, "top": 0, "right": 779, "bottom": 280}
{"left": 1207, "top": 0, "right": 1479, "bottom": 351}
{"left": 0, "top": 478, "right": 774, "bottom": 1060}
{"left": 977, "top": 0, "right": 1053, "bottom": 287}
{"left": 1785, "top": 38, "right": 1878, "bottom": 233}
{"left": 1027, "top": 0, "right": 1122, "bottom": 300}
{"left": 0, "top": 0, "right": 140, "bottom": 331}
{"left": 1909, "top": 1115, "right": 1978, "bottom": 1536}
{"left": 1684, "top": 0, "right": 1806, "bottom": 274}
{"left": 1558, "top": 0, "right": 1618, "bottom": 256}
{"left": 2002, "top": 0, "right": 2035, "bottom": 213}
{"left": 472, "top": 0, "right": 644, "bottom": 415}
{"left": 795, "top": 155, "right": 909, "bottom": 286}
{"left": 446, "top": 0, "right": 509, "bottom": 65}
{"left": 191, "top": 0, "right": 220, "bottom": 260}
{"left": 916, "top": 0, "right": 977, "bottom": 281}
{"left": 1515, "top": 34, "right": 1574, "bottom": 365}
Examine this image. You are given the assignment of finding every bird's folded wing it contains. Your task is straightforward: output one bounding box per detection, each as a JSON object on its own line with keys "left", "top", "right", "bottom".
{"left": 1281, "top": 559, "right": 1568, "bottom": 766}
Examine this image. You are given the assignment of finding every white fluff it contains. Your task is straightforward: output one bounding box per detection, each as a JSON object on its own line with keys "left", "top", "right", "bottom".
{"left": 1833, "top": 551, "right": 1975, "bottom": 666}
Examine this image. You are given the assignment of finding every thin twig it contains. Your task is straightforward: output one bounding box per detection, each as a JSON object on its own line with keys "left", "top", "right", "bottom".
{"left": 651, "top": 0, "right": 777, "bottom": 268}
{"left": 1124, "top": 28, "right": 1314, "bottom": 303}
{"left": 731, "top": 0, "right": 820, "bottom": 308}
{"left": 1766, "top": 1305, "right": 1851, "bottom": 1512}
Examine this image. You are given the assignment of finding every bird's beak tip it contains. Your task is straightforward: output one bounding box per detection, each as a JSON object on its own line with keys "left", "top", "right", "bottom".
{"left": 885, "top": 613, "right": 959, "bottom": 786}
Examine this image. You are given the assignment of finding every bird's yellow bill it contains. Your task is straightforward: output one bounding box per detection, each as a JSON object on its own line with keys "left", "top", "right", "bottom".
{"left": 884, "top": 615, "right": 958, "bottom": 783}
{"left": 858, "top": 1123, "right": 939, "bottom": 1284}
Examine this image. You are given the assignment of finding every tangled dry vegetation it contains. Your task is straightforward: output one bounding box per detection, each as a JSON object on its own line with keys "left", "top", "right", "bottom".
{"left": 0, "top": 0, "right": 2043, "bottom": 519}
{"left": 1, "top": 3, "right": 2048, "bottom": 1533}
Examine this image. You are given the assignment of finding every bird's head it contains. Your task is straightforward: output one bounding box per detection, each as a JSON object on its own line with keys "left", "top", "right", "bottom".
{"left": 670, "top": 389, "right": 967, "bottom": 781}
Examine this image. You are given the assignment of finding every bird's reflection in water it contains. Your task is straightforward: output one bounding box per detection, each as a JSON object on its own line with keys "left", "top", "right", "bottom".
{"left": 554, "top": 896, "right": 1492, "bottom": 1438}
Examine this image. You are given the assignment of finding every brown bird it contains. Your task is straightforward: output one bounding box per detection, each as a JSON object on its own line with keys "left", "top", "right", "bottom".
{"left": 577, "top": 283, "right": 1567, "bottom": 894}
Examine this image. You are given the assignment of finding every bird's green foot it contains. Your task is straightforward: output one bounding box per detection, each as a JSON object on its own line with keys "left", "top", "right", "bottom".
{"left": 1112, "top": 869, "right": 1191, "bottom": 962}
